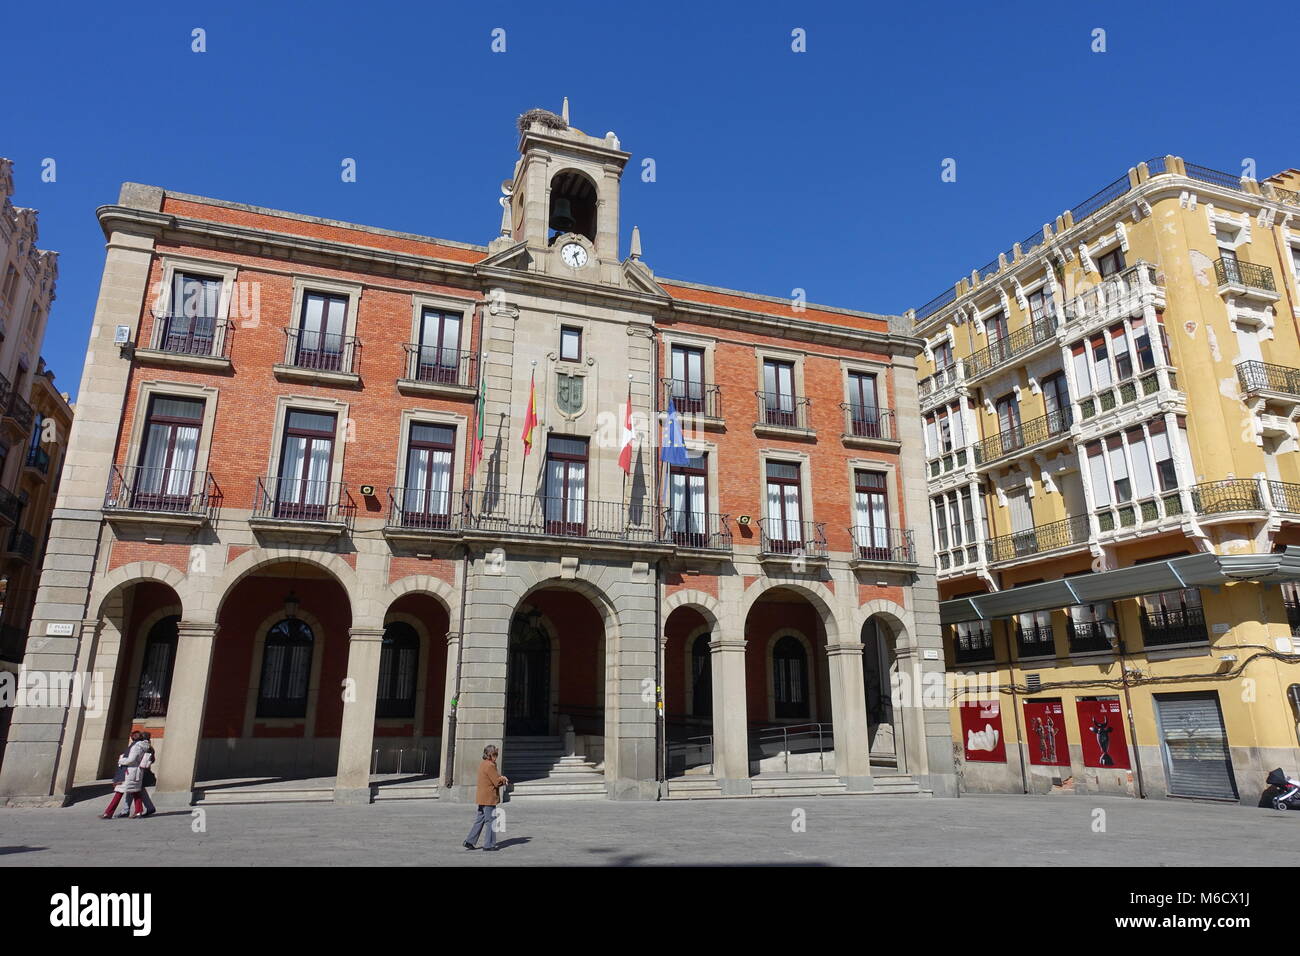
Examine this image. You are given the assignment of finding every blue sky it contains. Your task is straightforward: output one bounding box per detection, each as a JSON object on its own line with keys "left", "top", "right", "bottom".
{"left": 6, "top": 0, "right": 1298, "bottom": 400}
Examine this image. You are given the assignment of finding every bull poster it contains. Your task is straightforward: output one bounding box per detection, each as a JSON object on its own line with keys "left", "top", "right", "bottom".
{"left": 1076, "top": 696, "right": 1131, "bottom": 769}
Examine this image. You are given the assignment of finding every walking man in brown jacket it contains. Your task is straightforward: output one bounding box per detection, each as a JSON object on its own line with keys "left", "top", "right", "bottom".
{"left": 463, "top": 744, "right": 509, "bottom": 851}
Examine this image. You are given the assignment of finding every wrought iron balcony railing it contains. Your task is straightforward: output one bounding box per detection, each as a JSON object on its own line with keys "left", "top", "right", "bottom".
{"left": 385, "top": 486, "right": 465, "bottom": 532}
{"left": 985, "top": 514, "right": 1090, "bottom": 565}
{"left": 848, "top": 526, "right": 917, "bottom": 564}
{"left": 1062, "top": 262, "right": 1161, "bottom": 327}
{"left": 151, "top": 315, "right": 232, "bottom": 359}
{"left": 402, "top": 344, "right": 476, "bottom": 389}
{"left": 1066, "top": 619, "right": 1115, "bottom": 654}
{"left": 1191, "top": 478, "right": 1263, "bottom": 516}
{"left": 7, "top": 529, "right": 35, "bottom": 561}
{"left": 973, "top": 408, "right": 1072, "bottom": 465}
{"left": 661, "top": 509, "right": 733, "bottom": 552}
{"left": 4, "top": 391, "right": 33, "bottom": 432}
{"left": 463, "top": 490, "right": 655, "bottom": 544}
{"left": 952, "top": 627, "right": 996, "bottom": 665}
{"left": 1236, "top": 360, "right": 1300, "bottom": 398}
{"left": 105, "top": 465, "right": 223, "bottom": 521}
{"left": 661, "top": 378, "right": 723, "bottom": 419}
{"left": 1016, "top": 622, "right": 1056, "bottom": 658}
{"left": 0, "top": 485, "right": 19, "bottom": 524}
{"left": 1269, "top": 481, "right": 1300, "bottom": 514}
{"left": 282, "top": 327, "right": 360, "bottom": 375}
{"left": 758, "top": 518, "right": 828, "bottom": 559}
{"left": 965, "top": 315, "right": 1057, "bottom": 379}
{"left": 1140, "top": 605, "right": 1208, "bottom": 648}
{"left": 839, "top": 404, "right": 897, "bottom": 441}
{"left": 24, "top": 445, "right": 49, "bottom": 475}
{"left": 1214, "top": 257, "right": 1276, "bottom": 293}
{"left": 755, "top": 391, "right": 812, "bottom": 431}
{"left": 253, "top": 476, "right": 356, "bottom": 528}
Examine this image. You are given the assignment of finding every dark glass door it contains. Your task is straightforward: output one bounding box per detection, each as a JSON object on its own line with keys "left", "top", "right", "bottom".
{"left": 506, "top": 613, "right": 551, "bottom": 736}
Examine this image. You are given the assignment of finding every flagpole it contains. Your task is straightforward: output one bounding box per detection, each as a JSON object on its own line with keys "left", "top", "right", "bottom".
{"left": 519, "top": 361, "right": 536, "bottom": 499}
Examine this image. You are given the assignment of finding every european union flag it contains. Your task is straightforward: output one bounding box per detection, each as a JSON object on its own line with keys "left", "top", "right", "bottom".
{"left": 660, "top": 399, "right": 689, "bottom": 466}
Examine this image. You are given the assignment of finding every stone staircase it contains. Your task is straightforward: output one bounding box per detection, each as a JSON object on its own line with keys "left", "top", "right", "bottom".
{"left": 665, "top": 772, "right": 923, "bottom": 800}
{"left": 750, "top": 772, "right": 849, "bottom": 797}
{"left": 502, "top": 736, "right": 607, "bottom": 801}
{"left": 665, "top": 774, "right": 725, "bottom": 799}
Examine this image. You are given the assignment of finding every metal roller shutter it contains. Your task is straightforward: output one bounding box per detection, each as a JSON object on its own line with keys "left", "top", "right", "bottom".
{"left": 1154, "top": 693, "right": 1238, "bottom": 800}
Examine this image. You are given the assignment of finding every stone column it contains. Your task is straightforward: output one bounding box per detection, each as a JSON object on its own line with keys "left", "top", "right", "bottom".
{"left": 709, "top": 637, "right": 751, "bottom": 795}
{"left": 826, "top": 641, "right": 873, "bottom": 791}
{"left": 438, "top": 630, "right": 461, "bottom": 787}
{"left": 334, "top": 627, "right": 384, "bottom": 805}
{"left": 153, "top": 621, "right": 218, "bottom": 809}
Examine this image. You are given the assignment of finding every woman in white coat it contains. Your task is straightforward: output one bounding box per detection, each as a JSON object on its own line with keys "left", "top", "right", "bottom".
{"left": 101, "top": 732, "right": 148, "bottom": 819}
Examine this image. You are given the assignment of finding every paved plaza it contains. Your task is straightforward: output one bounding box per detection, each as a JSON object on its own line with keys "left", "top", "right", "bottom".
{"left": 0, "top": 790, "right": 1294, "bottom": 866}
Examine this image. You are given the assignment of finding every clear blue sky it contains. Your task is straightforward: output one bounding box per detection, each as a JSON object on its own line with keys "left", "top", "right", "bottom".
{"left": 6, "top": 0, "right": 1297, "bottom": 401}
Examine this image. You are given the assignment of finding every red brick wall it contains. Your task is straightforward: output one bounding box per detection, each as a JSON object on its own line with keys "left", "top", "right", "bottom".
{"left": 107, "top": 541, "right": 191, "bottom": 576}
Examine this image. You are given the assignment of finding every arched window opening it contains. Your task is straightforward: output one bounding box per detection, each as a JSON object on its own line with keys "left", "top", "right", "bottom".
{"left": 773, "top": 635, "right": 810, "bottom": 719}
{"left": 135, "top": 615, "right": 179, "bottom": 718}
{"left": 691, "top": 633, "right": 712, "bottom": 718}
{"left": 548, "top": 171, "right": 597, "bottom": 244}
{"left": 377, "top": 621, "right": 420, "bottom": 719}
{"left": 257, "top": 618, "right": 314, "bottom": 718}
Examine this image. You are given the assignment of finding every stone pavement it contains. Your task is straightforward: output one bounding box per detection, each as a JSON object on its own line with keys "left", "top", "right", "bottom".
{"left": 0, "top": 791, "right": 1294, "bottom": 866}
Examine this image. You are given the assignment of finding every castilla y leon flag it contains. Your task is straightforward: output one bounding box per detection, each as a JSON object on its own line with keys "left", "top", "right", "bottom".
{"left": 471, "top": 370, "right": 486, "bottom": 475}
{"left": 618, "top": 388, "right": 634, "bottom": 474}
{"left": 521, "top": 370, "right": 538, "bottom": 455}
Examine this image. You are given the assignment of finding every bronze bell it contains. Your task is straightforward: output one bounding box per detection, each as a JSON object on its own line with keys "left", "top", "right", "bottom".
{"left": 549, "top": 197, "right": 576, "bottom": 232}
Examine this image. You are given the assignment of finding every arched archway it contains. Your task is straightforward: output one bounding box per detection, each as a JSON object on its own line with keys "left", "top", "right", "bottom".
{"left": 742, "top": 585, "right": 835, "bottom": 775}
{"left": 862, "top": 614, "right": 906, "bottom": 772}
{"left": 370, "top": 590, "right": 450, "bottom": 779}
{"left": 199, "top": 558, "right": 352, "bottom": 782}
{"left": 548, "top": 168, "right": 598, "bottom": 243}
{"left": 662, "top": 602, "right": 715, "bottom": 777}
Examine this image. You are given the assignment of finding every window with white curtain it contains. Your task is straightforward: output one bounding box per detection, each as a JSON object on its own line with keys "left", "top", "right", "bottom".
{"left": 669, "top": 452, "right": 708, "bottom": 542}
{"left": 1087, "top": 442, "right": 1111, "bottom": 507}
{"left": 277, "top": 409, "right": 336, "bottom": 515}
{"left": 136, "top": 395, "right": 204, "bottom": 501}
{"left": 853, "top": 470, "right": 890, "bottom": 556}
{"left": 297, "top": 292, "right": 348, "bottom": 369}
{"left": 765, "top": 460, "right": 803, "bottom": 547}
{"left": 544, "top": 436, "right": 588, "bottom": 530}
{"left": 1128, "top": 427, "right": 1155, "bottom": 499}
{"left": 403, "top": 423, "right": 455, "bottom": 524}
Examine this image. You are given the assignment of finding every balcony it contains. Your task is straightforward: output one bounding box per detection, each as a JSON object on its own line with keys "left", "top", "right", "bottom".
{"left": 927, "top": 448, "right": 969, "bottom": 479}
{"left": 1015, "top": 622, "right": 1056, "bottom": 659}
{"left": 461, "top": 490, "right": 659, "bottom": 548}
{"left": 273, "top": 328, "right": 361, "bottom": 385}
{"left": 1061, "top": 262, "right": 1163, "bottom": 335}
{"left": 1268, "top": 481, "right": 1300, "bottom": 515}
{"left": 1077, "top": 369, "right": 1175, "bottom": 424}
{"left": 383, "top": 486, "right": 465, "bottom": 539}
{"left": 848, "top": 526, "right": 917, "bottom": 569}
{"left": 23, "top": 445, "right": 49, "bottom": 478}
{"left": 952, "top": 628, "right": 996, "bottom": 665}
{"left": 973, "top": 408, "right": 1072, "bottom": 467}
{"left": 1140, "top": 605, "right": 1208, "bottom": 648}
{"left": 1237, "top": 360, "right": 1300, "bottom": 401}
{"left": 250, "top": 477, "right": 357, "bottom": 537}
{"left": 757, "top": 518, "right": 828, "bottom": 562}
{"left": 1095, "top": 490, "right": 1185, "bottom": 535}
{"left": 964, "top": 315, "right": 1057, "bottom": 380}
{"left": 1215, "top": 258, "right": 1278, "bottom": 300}
{"left": 754, "top": 391, "right": 813, "bottom": 437}
{"left": 6, "top": 529, "right": 35, "bottom": 562}
{"left": 135, "top": 315, "right": 233, "bottom": 370}
{"left": 2, "top": 391, "right": 33, "bottom": 434}
{"left": 661, "top": 378, "right": 723, "bottom": 424}
{"left": 918, "top": 362, "right": 963, "bottom": 411}
{"left": 398, "top": 345, "right": 477, "bottom": 397}
{"left": 839, "top": 405, "right": 899, "bottom": 448}
{"left": 104, "top": 465, "right": 223, "bottom": 528}
{"left": 0, "top": 486, "right": 20, "bottom": 525}
{"left": 1191, "top": 478, "right": 1264, "bottom": 518}
{"left": 985, "top": 514, "right": 1090, "bottom": 566}
{"left": 661, "top": 509, "right": 733, "bottom": 553}
{"left": 1066, "top": 619, "right": 1115, "bottom": 654}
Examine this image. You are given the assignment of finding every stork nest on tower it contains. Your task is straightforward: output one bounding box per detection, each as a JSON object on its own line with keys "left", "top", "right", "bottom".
{"left": 517, "top": 108, "right": 567, "bottom": 133}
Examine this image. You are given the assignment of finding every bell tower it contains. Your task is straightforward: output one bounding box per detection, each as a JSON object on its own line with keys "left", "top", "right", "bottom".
{"left": 502, "top": 103, "right": 631, "bottom": 285}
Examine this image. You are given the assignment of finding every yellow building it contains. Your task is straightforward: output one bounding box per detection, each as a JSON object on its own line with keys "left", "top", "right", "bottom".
{"left": 914, "top": 156, "right": 1300, "bottom": 805}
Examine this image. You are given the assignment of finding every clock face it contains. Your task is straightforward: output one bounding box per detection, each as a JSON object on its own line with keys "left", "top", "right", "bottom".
{"left": 560, "top": 242, "right": 588, "bottom": 268}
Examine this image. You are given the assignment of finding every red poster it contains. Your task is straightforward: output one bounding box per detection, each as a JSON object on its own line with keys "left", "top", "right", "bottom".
{"left": 1076, "top": 697, "right": 1131, "bottom": 769}
{"left": 959, "top": 700, "right": 1006, "bottom": 762}
{"left": 1023, "top": 698, "right": 1070, "bottom": 766}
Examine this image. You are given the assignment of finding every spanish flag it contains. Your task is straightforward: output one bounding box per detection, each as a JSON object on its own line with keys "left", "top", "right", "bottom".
{"left": 521, "top": 370, "right": 538, "bottom": 455}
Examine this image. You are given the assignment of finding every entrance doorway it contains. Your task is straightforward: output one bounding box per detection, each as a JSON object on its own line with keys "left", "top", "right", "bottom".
{"left": 506, "top": 610, "right": 551, "bottom": 736}
{"left": 1154, "top": 692, "right": 1238, "bottom": 800}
